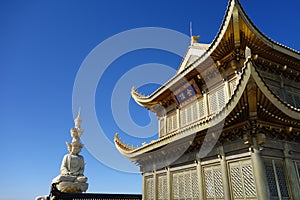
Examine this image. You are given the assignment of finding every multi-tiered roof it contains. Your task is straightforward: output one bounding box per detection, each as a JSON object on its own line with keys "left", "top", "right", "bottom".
{"left": 114, "top": 0, "right": 300, "bottom": 168}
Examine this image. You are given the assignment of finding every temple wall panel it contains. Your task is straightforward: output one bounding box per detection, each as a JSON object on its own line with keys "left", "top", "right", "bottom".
{"left": 141, "top": 139, "right": 300, "bottom": 199}
{"left": 142, "top": 150, "right": 261, "bottom": 200}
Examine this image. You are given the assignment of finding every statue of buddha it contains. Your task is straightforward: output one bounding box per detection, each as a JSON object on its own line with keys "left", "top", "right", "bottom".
{"left": 51, "top": 111, "right": 88, "bottom": 193}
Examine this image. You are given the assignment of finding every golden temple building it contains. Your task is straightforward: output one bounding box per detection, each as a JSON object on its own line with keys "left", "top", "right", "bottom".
{"left": 114, "top": 0, "right": 300, "bottom": 199}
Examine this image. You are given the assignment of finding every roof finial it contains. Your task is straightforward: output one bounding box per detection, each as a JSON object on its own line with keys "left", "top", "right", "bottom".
{"left": 190, "top": 22, "right": 200, "bottom": 45}
{"left": 191, "top": 35, "right": 200, "bottom": 45}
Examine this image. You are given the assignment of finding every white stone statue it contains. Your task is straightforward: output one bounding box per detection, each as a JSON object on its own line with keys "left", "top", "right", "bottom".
{"left": 51, "top": 111, "right": 88, "bottom": 193}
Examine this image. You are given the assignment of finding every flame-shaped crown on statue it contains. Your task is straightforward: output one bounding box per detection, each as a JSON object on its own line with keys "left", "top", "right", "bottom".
{"left": 67, "top": 109, "right": 84, "bottom": 153}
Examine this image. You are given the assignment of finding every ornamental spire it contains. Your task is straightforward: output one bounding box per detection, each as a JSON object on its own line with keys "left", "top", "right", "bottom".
{"left": 74, "top": 108, "right": 82, "bottom": 129}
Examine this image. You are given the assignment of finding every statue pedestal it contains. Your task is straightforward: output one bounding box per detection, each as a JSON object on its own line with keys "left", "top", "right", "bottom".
{"left": 52, "top": 175, "right": 88, "bottom": 193}
{"left": 56, "top": 181, "right": 88, "bottom": 193}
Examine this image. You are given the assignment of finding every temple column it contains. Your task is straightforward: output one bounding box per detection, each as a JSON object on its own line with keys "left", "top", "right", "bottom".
{"left": 196, "top": 160, "right": 204, "bottom": 200}
{"left": 167, "top": 167, "right": 172, "bottom": 200}
{"left": 284, "top": 143, "right": 300, "bottom": 199}
{"left": 251, "top": 139, "right": 270, "bottom": 200}
{"left": 219, "top": 146, "right": 230, "bottom": 200}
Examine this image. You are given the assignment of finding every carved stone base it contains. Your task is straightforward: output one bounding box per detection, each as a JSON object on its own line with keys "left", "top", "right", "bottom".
{"left": 56, "top": 181, "right": 88, "bottom": 193}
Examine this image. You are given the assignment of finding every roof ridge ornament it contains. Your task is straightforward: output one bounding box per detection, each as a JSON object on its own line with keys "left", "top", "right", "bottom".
{"left": 190, "top": 21, "right": 200, "bottom": 45}
{"left": 191, "top": 35, "right": 200, "bottom": 45}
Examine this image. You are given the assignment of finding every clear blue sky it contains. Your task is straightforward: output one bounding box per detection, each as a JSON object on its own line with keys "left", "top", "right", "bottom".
{"left": 1, "top": 0, "right": 299, "bottom": 199}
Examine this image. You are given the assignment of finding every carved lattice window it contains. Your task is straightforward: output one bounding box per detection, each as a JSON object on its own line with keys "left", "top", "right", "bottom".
{"left": 265, "top": 159, "right": 290, "bottom": 200}
{"left": 180, "top": 101, "right": 199, "bottom": 127}
{"left": 181, "top": 108, "right": 187, "bottom": 127}
{"left": 166, "top": 112, "right": 177, "bottom": 133}
{"left": 157, "top": 173, "right": 168, "bottom": 200}
{"left": 198, "top": 98, "right": 206, "bottom": 119}
{"left": 191, "top": 171, "right": 199, "bottom": 199}
{"left": 208, "top": 91, "right": 218, "bottom": 114}
{"left": 191, "top": 101, "right": 199, "bottom": 122}
{"left": 186, "top": 105, "right": 192, "bottom": 124}
{"left": 230, "top": 166, "right": 243, "bottom": 198}
{"left": 229, "top": 159, "right": 256, "bottom": 199}
{"left": 208, "top": 85, "right": 226, "bottom": 115}
{"left": 173, "top": 173, "right": 179, "bottom": 199}
{"left": 217, "top": 87, "right": 226, "bottom": 110}
{"left": 276, "top": 163, "right": 289, "bottom": 199}
{"left": 179, "top": 173, "right": 185, "bottom": 199}
{"left": 242, "top": 165, "right": 256, "bottom": 197}
{"left": 203, "top": 165, "right": 224, "bottom": 200}
{"left": 265, "top": 162, "right": 278, "bottom": 198}
{"left": 172, "top": 168, "right": 199, "bottom": 200}
{"left": 159, "top": 117, "right": 165, "bottom": 137}
{"left": 145, "top": 176, "right": 154, "bottom": 200}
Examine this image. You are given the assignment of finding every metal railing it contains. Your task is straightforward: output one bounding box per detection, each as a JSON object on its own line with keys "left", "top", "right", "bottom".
{"left": 50, "top": 192, "right": 142, "bottom": 200}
